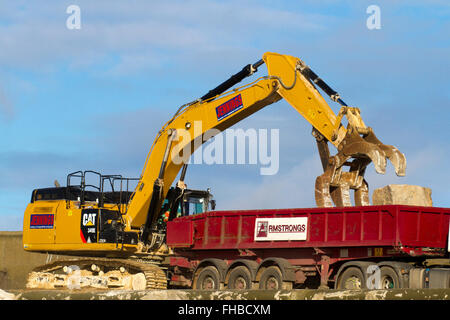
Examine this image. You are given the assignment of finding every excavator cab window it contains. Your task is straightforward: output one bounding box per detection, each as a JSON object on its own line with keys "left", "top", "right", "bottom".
{"left": 183, "top": 197, "right": 206, "bottom": 216}
{"left": 159, "top": 189, "right": 214, "bottom": 225}
{"left": 181, "top": 189, "right": 215, "bottom": 216}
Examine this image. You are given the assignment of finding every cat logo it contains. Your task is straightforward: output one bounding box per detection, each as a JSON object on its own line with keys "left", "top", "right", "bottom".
{"left": 82, "top": 213, "right": 97, "bottom": 226}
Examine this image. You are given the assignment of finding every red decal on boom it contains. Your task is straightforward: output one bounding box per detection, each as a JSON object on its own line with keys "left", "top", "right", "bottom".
{"left": 216, "top": 94, "right": 243, "bottom": 121}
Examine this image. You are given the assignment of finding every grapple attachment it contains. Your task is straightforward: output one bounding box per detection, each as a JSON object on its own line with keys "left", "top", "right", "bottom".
{"left": 286, "top": 56, "right": 407, "bottom": 207}
{"left": 314, "top": 107, "right": 406, "bottom": 207}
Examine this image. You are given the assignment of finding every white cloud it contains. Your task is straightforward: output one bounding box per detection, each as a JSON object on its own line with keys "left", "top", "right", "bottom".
{"left": 0, "top": 1, "right": 331, "bottom": 74}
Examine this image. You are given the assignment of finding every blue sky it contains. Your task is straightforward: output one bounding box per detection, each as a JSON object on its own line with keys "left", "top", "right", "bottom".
{"left": 0, "top": 0, "right": 449, "bottom": 230}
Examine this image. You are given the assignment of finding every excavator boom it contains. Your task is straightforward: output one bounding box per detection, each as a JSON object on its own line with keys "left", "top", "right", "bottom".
{"left": 126, "top": 52, "right": 406, "bottom": 245}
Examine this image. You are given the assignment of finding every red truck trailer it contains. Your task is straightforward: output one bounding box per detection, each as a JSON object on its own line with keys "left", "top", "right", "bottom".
{"left": 165, "top": 205, "right": 450, "bottom": 290}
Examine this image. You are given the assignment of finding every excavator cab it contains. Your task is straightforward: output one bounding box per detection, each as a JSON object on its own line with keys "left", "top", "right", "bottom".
{"left": 181, "top": 189, "right": 216, "bottom": 216}
{"left": 159, "top": 187, "right": 215, "bottom": 225}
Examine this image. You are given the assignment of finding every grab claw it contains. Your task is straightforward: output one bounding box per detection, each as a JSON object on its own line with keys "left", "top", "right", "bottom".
{"left": 314, "top": 123, "right": 406, "bottom": 208}
{"left": 363, "top": 129, "right": 406, "bottom": 177}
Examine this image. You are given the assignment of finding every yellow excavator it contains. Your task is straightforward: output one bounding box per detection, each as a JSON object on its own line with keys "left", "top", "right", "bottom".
{"left": 22, "top": 52, "right": 406, "bottom": 290}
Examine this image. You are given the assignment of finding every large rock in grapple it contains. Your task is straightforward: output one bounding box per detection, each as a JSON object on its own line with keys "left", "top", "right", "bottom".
{"left": 372, "top": 184, "right": 432, "bottom": 206}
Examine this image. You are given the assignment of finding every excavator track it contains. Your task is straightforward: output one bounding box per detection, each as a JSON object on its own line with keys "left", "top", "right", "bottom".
{"left": 26, "top": 257, "right": 167, "bottom": 290}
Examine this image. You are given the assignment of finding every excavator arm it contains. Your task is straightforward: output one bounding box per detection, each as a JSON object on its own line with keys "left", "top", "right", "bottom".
{"left": 125, "top": 52, "right": 406, "bottom": 246}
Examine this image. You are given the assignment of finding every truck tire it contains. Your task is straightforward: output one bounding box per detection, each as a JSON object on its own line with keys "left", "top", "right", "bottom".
{"left": 259, "top": 266, "right": 284, "bottom": 290}
{"left": 337, "top": 267, "right": 366, "bottom": 290}
{"left": 195, "top": 266, "right": 221, "bottom": 290}
{"left": 227, "top": 266, "right": 252, "bottom": 289}
{"left": 379, "top": 266, "right": 400, "bottom": 289}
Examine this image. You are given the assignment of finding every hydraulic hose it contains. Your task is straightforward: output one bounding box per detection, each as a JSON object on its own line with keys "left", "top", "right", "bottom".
{"left": 200, "top": 59, "right": 264, "bottom": 102}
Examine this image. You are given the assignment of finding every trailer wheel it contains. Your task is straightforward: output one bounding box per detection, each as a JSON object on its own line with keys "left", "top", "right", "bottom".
{"left": 337, "top": 267, "right": 365, "bottom": 290}
{"left": 379, "top": 266, "right": 400, "bottom": 289}
{"left": 259, "top": 266, "right": 284, "bottom": 290}
{"left": 195, "top": 266, "right": 221, "bottom": 290}
{"left": 227, "top": 266, "right": 252, "bottom": 289}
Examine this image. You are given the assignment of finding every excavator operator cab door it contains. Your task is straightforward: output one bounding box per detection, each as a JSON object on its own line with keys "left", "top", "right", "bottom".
{"left": 181, "top": 189, "right": 215, "bottom": 216}
{"left": 160, "top": 188, "right": 215, "bottom": 224}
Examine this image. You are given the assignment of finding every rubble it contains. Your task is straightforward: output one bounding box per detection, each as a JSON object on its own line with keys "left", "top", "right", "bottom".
{"left": 372, "top": 184, "right": 432, "bottom": 206}
{"left": 0, "top": 289, "right": 15, "bottom": 300}
{"left": 7, "top": 288, "right": 450, "bottom": 300}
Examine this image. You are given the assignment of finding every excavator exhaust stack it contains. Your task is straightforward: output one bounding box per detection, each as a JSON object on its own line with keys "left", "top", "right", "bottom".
{"left": 314, "top": 107, "right": 406, "bottom": 207}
